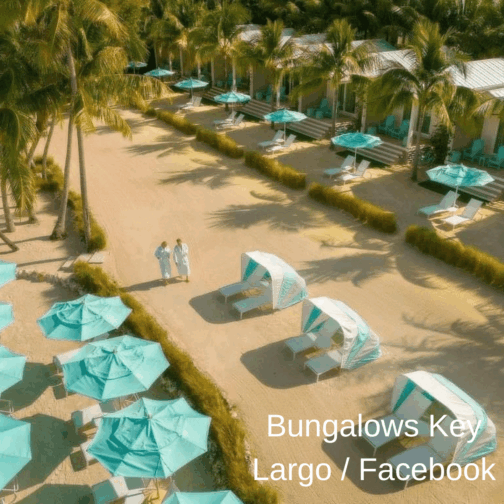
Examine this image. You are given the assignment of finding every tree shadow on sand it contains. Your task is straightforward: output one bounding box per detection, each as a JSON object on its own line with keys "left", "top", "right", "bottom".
{"left": 17, "top": 484, "right": 92, "bottom": 504}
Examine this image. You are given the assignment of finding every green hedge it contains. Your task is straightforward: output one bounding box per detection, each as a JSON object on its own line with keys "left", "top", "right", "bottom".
{"left": 155, "top": 109, "right": 199, "bottom": 135}
{"left": 72, "top": 262, "right": 279, "bottom": 504}
{"left": 308, "top": 183, "right": 397, "bottom": 233}
{"left": 34, "top": 156, "right": 107, "bottom": 252}
{"left": 244, "top": 150, "right": 306, "bottom": 189}
{"left": 196, "top": 128, "right": 244, "bottom": 159}
{"left": 405, "top": 225, "right": 504, "bottom": 289}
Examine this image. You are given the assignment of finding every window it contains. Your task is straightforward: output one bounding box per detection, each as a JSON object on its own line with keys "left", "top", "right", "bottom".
{"left": 344, "top": 87, "right": 356, "bottom": 114}
{"left": 421, "top": 114, "right": 431, "bottom": 134}
{"left": 495, "top": 119, "right": 504, "bottom": 152}
{"left": 403, "top": 102, "right": 412, "bottom": 121}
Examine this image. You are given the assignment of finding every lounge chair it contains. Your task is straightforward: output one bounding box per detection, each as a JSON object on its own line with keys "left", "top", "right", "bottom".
{"left": 285, "top": 332, "right": 319, "bottom": 359}
{"left": 216, "top": 113, "right": 244, "bottom": 130}
{"left": 387, "top": 416, "right": 458, "bottom": 488}
{"left": 366, "top": 126, "right": 377, "bottom": 135}
{"left": 71, "top": 401, "right": 117, "bottom": 435}
{"left": 92, "top": 476, "right": 149, "bottom": 504}
{"left": 53, "top": 347, "right": 81, "bottom": 373}
{"left": 389, "top": 119, "right": 409, "bottom": 140}
{"left": 362, "top": 391, "right": 432, "bottom": 455}
{"left": 219, "top": 281, "right": 254, "bottom": 302}
{"left": 379, "top": 115, "right": 395, "bottom": 135}
{"left": 315, "top": 98, "right": 332, "bottom": 118}
{"left": 462, "top": 139, "right": 484, "bottom": 162}
{"left": 337, "top": 159, "right": 369, "bottom": 185}
{"left": 417, "top": 190, "right": 458, "bottom": 218}
{"left": 233, "top": 293, "right": 270, "bottom": 320}
{"left": 486, "top": 145, "right": 504, "bottom": 169}
{"left": 441, "top": 198, "right": 483, "bottom": 230}
{"left": 266, "top": 134, "right": 296, "bottom": 153}
{"left": 446, "top": 150, "right": 461, "bottom": 164}
{"left": 258, "top": 130, "right": 284, "bottom": 149}
{"left": 324, "top": 155, "right": 355, "bottom": 178}
{"left": 213, "top": 111, "right": 237, "bottom": 126}
{"left": 80, "top": 438, "right": 97, "bottom": 467}
{"left": 304, "top": 349, "right": 342, "bottom": 382}
{"left": 178, "top": 96, "right": 202, "bottom": 111}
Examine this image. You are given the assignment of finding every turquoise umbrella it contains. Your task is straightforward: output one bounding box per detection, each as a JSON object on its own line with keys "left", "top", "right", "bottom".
{"left": 175, "top": 78, "right": 208, "bottom": 101}
{"left": 263, "top": 108, "right": 307, "bottom": 138}
{"left": 145, "top": 68, "right": 175, "bottom": 78}
{"left": 37, "top": 294, "right": 132, "bottom": 342}
{"left": 128, "top": 61, "right": 147, "bottom": 74}
{"left": 0, "top": 414, "right": 32, "bottom": 490}
{"left": 0, "top": 345, "right": 26, "bottom": 394}
{"left": 62, "top": 335, "right": 169, "bottom": 401}
{"left": 0, "top": 260, "right": 16, "bottom": 288}
{"left": 88, "top": 398, "right": 211, "bottom": 479}
{"left": 427, "top": 164, "right": 494, "bottom": 201}
{"left": 163, "top": 491, "right": 243, "bottom": 504}
{"left": 0, "top": 302, "right": 13, "bottom": 332}
{"left": 331, "top": 132, "right": 382, "bottom": 167}
{"left": 214, "top": 91, "right": 250, "bottom": 112}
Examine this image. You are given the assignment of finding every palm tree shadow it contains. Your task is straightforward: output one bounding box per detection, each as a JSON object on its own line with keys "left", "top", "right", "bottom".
{"left": 160, "top": 163, "right": 243, "bottom": 190}
{"left": 17, "top": 484, "right": 92, "bottom": 504}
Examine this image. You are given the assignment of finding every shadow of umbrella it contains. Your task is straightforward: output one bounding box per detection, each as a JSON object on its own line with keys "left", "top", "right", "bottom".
{"left": 17, "top": 414, "right": 75, "bottom": 491}
{"left": 16, "top": 484, "right": 92, "bottom": 504}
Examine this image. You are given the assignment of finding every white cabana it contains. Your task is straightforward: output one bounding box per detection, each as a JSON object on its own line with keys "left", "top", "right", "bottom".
{"left": 241, "top": 251, "right": 308, "bottom": 310}
{"left": 391, "top": 371, "right": 497, "bottom": 466}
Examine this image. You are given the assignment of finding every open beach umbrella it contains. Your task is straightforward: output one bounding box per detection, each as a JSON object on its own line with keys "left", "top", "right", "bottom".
{"left": 214, "top": 91, "right": 250, "bottom": 112}
{"left": 163, "top": 491, "right": 244, "bottom": 504}
{"left": 427, "top": 164, "right": 494, "bottom": 201}
{"left": 0, "top": 302, "right": 13, "bottom": 332}
{"left": 62, "top": 335, "right": 169, "bottom": 401}
{"left": 88, "top": 398, "right": 211, "bottom": 479}
{"left": 0, "top": 345, "right": 26, "bottom": 394}
{"left": 263, "top": 109, "right": 307, "bottom": 138}
{"left": 174, "top": 78, "right": 208, "bottom": 101}
{"left": 127, "top": 61, "right": 147, "bottom": 74}
{"left": 37, "top": 294, "right": 132, "bottom": 342}
{"left": 0, "top": 260, "right": 16, "bottom": 288}
{"left": 331, "top": 132, "right": 382, "bottom": 167}
{"left": 0, "top": 414, "right": 32, "bottom": 490}
{"left": 145, "top": 68, "right": 175, "bottom": 79}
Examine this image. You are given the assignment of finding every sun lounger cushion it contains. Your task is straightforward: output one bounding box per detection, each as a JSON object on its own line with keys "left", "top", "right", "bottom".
{"left": 219, "top": 281, "right": 252, "bottom": 301}
{"left": 305, "top": 349, "right": 342, "bottom": 379}
{"left": 233, "top": 293, "right": 270, "bottom": 318}
{"left": 418, "top": 191, "right": 457, "bottom": 217}
{"left": 285, "top": 332, "right": 318, "bottom": 356}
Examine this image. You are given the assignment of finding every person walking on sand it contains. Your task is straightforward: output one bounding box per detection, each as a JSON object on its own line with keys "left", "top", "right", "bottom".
{"left": 173, "top": 238, "right": 190, "bottom": 282}
{"left": 155, "top": 241, "right": 171, "bottom": 285}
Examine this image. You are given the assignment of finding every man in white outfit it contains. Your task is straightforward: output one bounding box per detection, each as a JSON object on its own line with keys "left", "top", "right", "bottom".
{"left": 154, "top": 241, "right": 171, "bottom": 285}
{"left": 173, "top": 238, "right": 190, "bottom": 282}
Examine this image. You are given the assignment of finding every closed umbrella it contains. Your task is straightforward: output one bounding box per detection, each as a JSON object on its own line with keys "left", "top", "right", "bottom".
{"left": 0, "top": 414, "right": 31, "bottom": 490}
{"left": 0, "top": 302, "right": 13, "bottom": 332}
{"left": 145, "top": 68, "right": 176, "bottom": 79}
{"left": 263, "top": 108, "right": 307, "bottom": 139}
{"left": 0, "top": 345, "right": 26, "bottom": 394}
{"left": 331, "top": 132, "right": 382, "bottom": 168}
{"left": 38, "top": 294, "right": 132, "bottom": 342}
{"left": 174, "top": 78, "right": 209, "bottom": 102}
{"left": 163, "top": 491, "right": 244, "bottom": 504}
{"left": 214, "top": 91, "right": 250, "bottom": 112}
{"left": 0, "top": 260, "right": 16, "bottom": 288}
{"left": 62, "top": 335, "right": 169, "bottom": 401}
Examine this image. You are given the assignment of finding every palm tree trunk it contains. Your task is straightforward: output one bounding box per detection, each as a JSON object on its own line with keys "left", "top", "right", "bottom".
{"left": 197, "top": 61, "right": 201, "bottom": 79}
{"left": 249, "top": 64, "right": 253, "bottom": 97}
{"left": 154, "top": 41, "right": 159, "bottom": 68}
{"left": 0, "top": 229, "right": 18, "bottom": 251}
{"left": 211, "top": 58, "right": 215, "bottom": 85}
{"left": 412, "top": 107, "right": 425, "bottom": 182}
{"left": 42, "top": 115, "right": 56, "bottom": 179}
{"left": 76, "top": 125, "right": 91, "bottom": 248}
{"left": 232, "top": 57, "right": 236, "bottom": 90}
{"left": 169, "top": 53, "right": 173, "bottom": 71}
{"left": 331, "top": 86, "right": 340, "bottom": 137}
{"left": 27, "top": 134, "right": 42, "bottom": 169}
{"left": 179, "top": 48, "right": 184, "bottom": 76}
{"left": 1, "top": 177, "right": 15, "bottom": 233}
{"left": 224, "top": 57, "right": 228, "bottom": 90}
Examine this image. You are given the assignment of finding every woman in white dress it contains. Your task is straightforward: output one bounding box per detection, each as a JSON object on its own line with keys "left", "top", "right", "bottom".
{"left": 154, "top": 241, "right": 171, "bottom": 285}
{"left": 173, "top": 238, "right": 190, "bottom": 282}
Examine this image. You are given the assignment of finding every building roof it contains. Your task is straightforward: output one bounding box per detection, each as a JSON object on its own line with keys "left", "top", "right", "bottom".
{"left": 451, "top": 58, "right": 504, "bottom": 92}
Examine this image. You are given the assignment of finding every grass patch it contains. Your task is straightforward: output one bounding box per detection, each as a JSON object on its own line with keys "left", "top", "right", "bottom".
{"left": 196, "top": 128, "right": 244, "bottom": 159}
{"left": 244, "top": 150, "right": 306, "bottom": 190}
{"left": 34, "top": 156, "right": 107, "bottom": 252}
{"left": 72, "top": 261, "right": 279, "bottom": 504}
{"left": 154, "top": 109, "right": 199, "bottom": 135}
{"left": 308, "top": 183, "right": 397, "bottom": 234}
{"left": 405, "top": 225, "right": 504, "bottom": 289}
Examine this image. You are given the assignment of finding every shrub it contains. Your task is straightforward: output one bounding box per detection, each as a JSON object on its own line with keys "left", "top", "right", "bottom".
{"left": 155, "top": 109, "right": 199, "bottom": 135}
{"left": 429, "top": 124, "right": 452, "bottom": 165}
{"left": 244, "top": 150, "right": 306, "bottom": 189}
{"left": 308, "top": 183, "right": 397, "bottom": 233}
{"left": 196, "top": 128, "right": 244, "bottom": 159}
{"left": 72, "top": 262, "right": 279, "bottom": 504}
{"left": 405, "top": 225, "right": 504, "bottom": 290}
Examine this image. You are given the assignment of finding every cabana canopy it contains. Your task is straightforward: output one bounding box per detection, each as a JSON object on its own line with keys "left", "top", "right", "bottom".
{"left": 241, "top": 251, "right": 308, "bottom": 310}
{"left": 301, "top": 297, "right": 381, "bottom": 369}
{"left": 391, "top": 371, "right": 497, "bottom": 466}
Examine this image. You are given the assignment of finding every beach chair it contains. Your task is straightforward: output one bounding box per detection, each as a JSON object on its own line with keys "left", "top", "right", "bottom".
{"left": 216, "top": 113, "right": 244, "bottom": 130}
{"left": 219, "top": 281, "right": 254, "bottom": 302}
{"left": 80, "top": 438, "right": 97, "bottom": 467}
{"left": 304, "top": 349, "right": 342, "bottom": 382}
{"left": 258, "top": 130, "right": 284, "bottom": 149}
{"left": 446, "top": 150, "right": 461, "bottom": 164}
{"left": 233, "top": 293, "right": 270, "bottom": 320}
{"left": 71, "top": 401, "right": 117, "bottom": 436}
{"left": 316, "top": 98, "right": 331, "bottom": 118}
{"left": 441, "top": 198, "right": 483, "bottom": 230}
{"left": 379, "top": 115, "right": 395, "bottom": 135}
{"left": 285, "top": 332, "right": 319, "bottom": 359}
{"left": 337, "top": 159, "right": 369, "bottom": 185}
{"left": 324, "top": 155, "right": 355, "bottom": 178}
{"left": 92, "top": 476, "right": 149, "bottom": 504}
{"left": 178, "top": 96, "right": 202, "bottom": 111}
{"left": 486, "top": 145, "right": 504, "bottom": 169}
{"left": 390, "top": 119, "right": 409, "bottom": 139}
{"left": 266, "top": 134, "right": 296, "bottom": 153}
{"left": 387, "top": 417, "right": 458, "bottom": 488}
{"left": 0, "top": 397, "right": 14, "bottom": 415}
{"left": 213, "top": 110, "right": 237, "bottom": 126}
{"left": 53, "top": 347, "right": 81, "bottom": 374}
{"left": 462, "top": 138, "right": 484, "bottom": 162}
{"left": 366, "top": 126, "right": 377, "bottom": 135}
{"left": 417, "top": 190, "right": 458, "bottom": 218}
{"left": 362, "top": 391, "right": 432, "bottom": 455}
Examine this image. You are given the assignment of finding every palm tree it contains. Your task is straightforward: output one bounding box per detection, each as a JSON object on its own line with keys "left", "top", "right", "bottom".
{"left": 372, "top": 20, "right": 477, "bottom": 181}
{"left": 293, "top": 19, "right": 376, "bottom": 136}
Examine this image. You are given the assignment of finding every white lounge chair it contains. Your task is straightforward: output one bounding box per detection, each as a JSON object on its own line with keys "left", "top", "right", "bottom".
{"left": 441, "top": 198, "right": 483, "bottom": 230}
{"left": 233, "top": 293, "right": 270, "bottom": 319}
{"left": 219, "top": 281, "right": 255, "bottom": 302}
{"left": 362, "top": 391, "right": 432, "bottom": 455}
{"left": 324, "top": 155, "right": 355, "bottom": 178}
{"left": 71, "top": 401, "right": 117, "bottom": 435}
{"left": 258, "top": 130, "right": 284, "bottom": 149}
{"left": 418, "top": 190, "right": 458, "bottom": 217}
{"left": 92, "top": 476, "right": 149, "bottom": 504}
{"left": 266, "top": 134, "right": 296, "bottom": 153}
{"left": 213, "top": 110, "right": 237, "bottom": 126}
{"left": 285, "top": 332, "right": 319, "bottom": 359}
{"left": 337, "top": 160, "right": 369, "bottom": 185}
{"left": 80, "top": 438, "right": 97, "bottom": 467}
{"left": 304, "top": 349, "right": 342, "bottom": 382}
{"left": 53, "top": 347, "right": 81, "bottom": 373}
{"left": 178, "top": 96, "right": 202, "bottom": 111}
{"left": 216, "top": 113, "right": 244, "bottom": 130}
